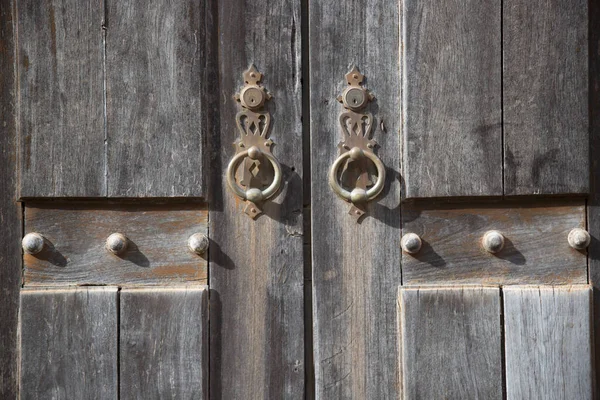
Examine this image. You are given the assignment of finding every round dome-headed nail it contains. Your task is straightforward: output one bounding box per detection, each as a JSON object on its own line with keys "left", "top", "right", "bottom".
{"left": 568, "top": 228, "right": 590, "bottom": 250}
{"left": 22, "top": 233, "right": 45, "bottom": 255}
{"left": 401, "top": 233, "right": 422, "bottom": 254}
{"left": 106, "top": 233, "right": 128, "bottom": 255}
{"left": 482, "top": 230, "right": 505, "bottom": 253}
{"left": 188, "top": 233, "right": 209, "bottom": 255}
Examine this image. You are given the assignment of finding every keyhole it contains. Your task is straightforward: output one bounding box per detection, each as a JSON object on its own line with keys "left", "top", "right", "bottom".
{"left": 353, "top": 99, "right": 357, "bottom": 104}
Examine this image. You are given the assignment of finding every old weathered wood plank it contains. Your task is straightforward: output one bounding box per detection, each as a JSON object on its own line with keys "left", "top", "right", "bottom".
{"left": 310, "top": 0, "right": 402, "bottom": 398}
{"left": 105, "top": 0, "right": 206, "bottom": 197}
{"left": 17, "top": 0, "right": 105, "bottom": 197}
{"left": 398, "top": 287, "right": 503, "bottom": 399}
{"left": 503, "top": 286, "right": 593, "bottom": 400}
{"left": 20, "top": 287, "right": 118, "bottom": 399}
{"left": 588, "top": 1, "right": 600, "bottom": 394}
{"left": 24, "top": 202, "right": 208, "bottom": 286}
{"left": 120, "top": 287, "right": 207, "bottom": 399}
{"left": 208, "top": 0, "right": 304, "bottom": 398}
{"left": 402, "top": 200, "right": 586, "bottom": 285}
{"left": 0, "top": 1, "right": 20, "bottom": 396}
{"left": 402, "top": 0, "right": 502, "bottom": 198}
{"left": 504, "top": 0, "right": 588, "bottom": 195}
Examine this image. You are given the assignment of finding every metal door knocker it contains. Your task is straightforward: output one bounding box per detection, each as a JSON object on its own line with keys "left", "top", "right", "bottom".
{"left": 329, "top": 67, "right": 386, "bottom": 220}
{"left": 226, "top": 66, "right": 282, "bottom": 219}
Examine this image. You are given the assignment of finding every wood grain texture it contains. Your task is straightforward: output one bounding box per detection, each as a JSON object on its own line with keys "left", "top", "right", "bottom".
{"left": 402, "top": 0, "right": 502, "bottom": 198}
{"left": 402, "top": 200, "right": 586, "bottom": 285}
{"left": 0, "top": 1, "right": 20, "bottom": 396}
{"left": 105, "top": 0, "right": 206, "bottom": 197}
{"left": 588, "top": 1, "right": 600, "bottom": 395}
{"left": 398, "top": 287, "right": 503, "bottom": 399}
{"left": 120, "top": 287, "right": 207, "bottom": 399}
{"left": 310, "top": 0, "right": 402, "bottom": 398}
{"left": 24, "top": 202, "right": 208, "bottom": 286}
{"left": 208, "top": 0, "right": 304, "bottom": 398}
{"left": 20, "top": 287, "right": 118, "bottom": 399}
{"left": 17, "top": 0, "right": 105, "bottom": 197}
{"left": 504, "top": 0, "right": 588, "bottom": 195}
{"left": 503, "top": 286, "right": 593, "bottom": 400}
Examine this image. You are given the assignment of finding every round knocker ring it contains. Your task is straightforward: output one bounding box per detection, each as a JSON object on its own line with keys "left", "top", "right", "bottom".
{"left": 226, "top": 146, "right": 282, "bottom": 204}
{"left": 328, "top": 147, "right": 386, "bottom": 203}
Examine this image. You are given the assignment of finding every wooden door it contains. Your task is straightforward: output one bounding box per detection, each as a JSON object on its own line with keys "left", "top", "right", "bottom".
{"left": 309, "top": 0, "right": 596, "bottom": 399}
{"left": 1, "top": 0, "right": 303, "bottom": 398}
{"left": 0, "top": 0, "right": 597, "bottom": 399}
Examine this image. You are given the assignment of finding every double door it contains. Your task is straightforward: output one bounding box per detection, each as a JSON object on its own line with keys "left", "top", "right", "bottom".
{"left": 0, "top": 0, "right": 596, "bottom": 398}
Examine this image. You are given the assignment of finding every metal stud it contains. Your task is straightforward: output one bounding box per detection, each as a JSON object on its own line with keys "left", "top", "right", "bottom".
{"left": 482, "top": 230, "right": 505, "bottom": 253}
{"left": 401, "top": 233, "right": 422, "bottom": 254}
{"left": 568, "top": 228, "right": 590, "bottom": 250}
{"left": 188, "top": 233, "right": 209, "bottom": 255}
{"left": 106, "top": 233, "right": 128, "bottom": 255}
{"left": 22, "top": 232, "right": 45, "bottom": 255}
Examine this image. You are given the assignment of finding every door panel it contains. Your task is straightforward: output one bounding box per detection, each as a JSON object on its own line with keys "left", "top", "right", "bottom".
{"left": 402, "top": 0, "right": 502, "bottom": 198}
{"left": 402, "top": 200, "right": 586, "bottom": 285}
{"left": 504, "top": 286, "right": 593, "bottom": 400}
{"left": 309, "top": 0, "right": 402, "bottom": 397}
{"left": 398, "top": 287, "right": 503, "bottom": 399}
{"left": 20, "top": 287, "right": 119, "bottom": 399}
{"left": 120, "top": 287, "right": 208, "bottom": 399}
{"left": 503, "top": 0, "right": 588, "bottom": 195}
{"left": 23, "top": 203, "right": 208, "bottom": 286}
{"left": 208, "top": 0, "right": 304, "bottom": 398}
{"left": 105, "top": 0, "right": 207, "bottom": 197}
{"left": 17, "top": 0, "right": 105, "bottom": 198}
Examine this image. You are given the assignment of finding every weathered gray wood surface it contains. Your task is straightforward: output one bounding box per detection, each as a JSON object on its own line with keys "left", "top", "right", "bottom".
{"left": 503, "top": 0, "right": 588, "bottom": 195}
{"left": 589, "top": 1, "right": 600, "bottom": 394}
{"left": 0, "top": 1, "right": 20, "bottom": 396}
{"left": 398, "top": 287, "right": 503, "bottom": 399}
{"left": 20, "top": 287, "right": 118, "bottom": 399}
{"left": 310, "top": 0, "right": 402, "bottom": 397}
{"left": 402, "top": 200, "right": 587, "bottom": 285}
{"left": 105, "top": 0, "right": 206, "bottom": 197}
{"left": 503, "top": 286, "right": 593, "bottom": 400}
{"left": 24, "top": 203, "right": 208, "bottom": 286}
{"left": 17, "top": 0, "right": 105, "bottom": 197}
{"left": 402, "top": 0, "right": 502, "bottom": 198}
{"left": 208, "top": 0, "right": 304, "bottom": 398}
{"left": 120, "top": 287, "right": 207, "bottom": 399}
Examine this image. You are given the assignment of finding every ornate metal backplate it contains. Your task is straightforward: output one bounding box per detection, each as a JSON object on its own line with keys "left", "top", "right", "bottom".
{"left": 227, "top": 66, "right": 281, "bottom": 219}
{"left": 330, "top": 66, "right": 385, "bottom": 221}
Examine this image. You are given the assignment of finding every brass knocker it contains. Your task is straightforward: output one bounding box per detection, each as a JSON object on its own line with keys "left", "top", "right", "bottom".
{"left": 329, "top": 67, "right": 386, "bottom": 220}
{"left": 226, "top": 66, "right": 282, "bottom": 219}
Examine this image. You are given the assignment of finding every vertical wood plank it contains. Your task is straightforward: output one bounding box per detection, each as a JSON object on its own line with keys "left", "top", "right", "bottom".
{"left": 17, "top": 0, "right": 105, "bottom": 197}
{"left": 20, "top": 287, "right": 118, "bottom": 399}
{"left": 588, "top": 1, "right": 600, "bottom": 395}
{"left": 105, "top": 0, "right": 207, "bottom": 197}
{"left": 402, "top": 0, "right": 502, "bottom": 198}
{"left": 504, "top": 286, "right": 593, "bottom": 399}
{"left": 208, "top": 0, "right": 304, "bottom": 398}
{"left": 310, "top": 0, "right": 402, "bottom": 397}
{"left": 504, "top": 0, "right": 588, "bottom": 195}
{"left": 120, "top": 287, "right": 207, "bottom": 399}
{"left": 398, "top": 287, "right": 503, "bottom": 399}
{"left": 0, "top": 1, "right": 20, "bottom": 396}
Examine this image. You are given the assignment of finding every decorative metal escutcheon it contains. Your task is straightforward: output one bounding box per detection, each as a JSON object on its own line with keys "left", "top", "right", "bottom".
{"left": 329, "top": 67, "right": 386, "bottom": 221}
{"left": 226, "top": 66, "right": 282, "bottom": 219}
